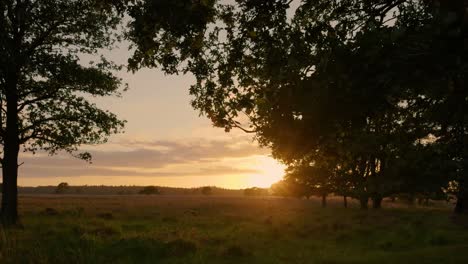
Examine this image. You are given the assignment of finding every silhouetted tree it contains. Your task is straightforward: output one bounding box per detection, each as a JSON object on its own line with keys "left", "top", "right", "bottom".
{"left": 201, "top": 186, "right": 212, "bottom": 195}
{"left": 55, "top": 182, "right": 69, "bottom": 194}
{"left": 286, "top": 163, "right": 336, "bottom": 207}
{"left": 126, "top": 0, "right": 216, "bottom": 72}
{"left": 139, "top": 186, "right": 161, "bottom": 195}
{"left": 244, "top": 187, "right": 268, "bottom": 196}
{"left": 0, "top": 0, "right": 125, "bottom": 225}
{"left": 128, "top": 1, "right": 468, "bottom": 214}
{"left": 270, "top": 180, "right": 291, "bottom": 197}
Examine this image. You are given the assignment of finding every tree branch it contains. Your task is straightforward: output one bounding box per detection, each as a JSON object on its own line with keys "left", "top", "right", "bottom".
{"left": 233, "top": 123, "right": 257, "bottom": 133}
{"left": 26, "top": 18, "right": 66, "bottom": 57}
{"left": 17, "top": 90, "right": 57, "bottom": 112}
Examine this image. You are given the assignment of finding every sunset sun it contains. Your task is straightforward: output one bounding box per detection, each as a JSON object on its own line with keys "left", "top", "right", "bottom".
{"left": 248, "top": 156, "right": 286, "bottom": 188}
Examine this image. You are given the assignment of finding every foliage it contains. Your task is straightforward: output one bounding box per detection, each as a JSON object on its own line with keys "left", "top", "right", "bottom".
{"left": 270, "top": 179, "right": 303, "bottom": 198}
{"left": 0, "top": 0, "right": 126, "bottom": 157}
{"left": 126, "top": 0, "right": 468, "bottom": 212}
{"left": 126, "top": 0, "right": 217, "bottom": 73}
{"left": 285, "top": 164, "right": 334, "bottom": 199}
{"left": 0, "top": 0, "right": 126, "bottom": 223}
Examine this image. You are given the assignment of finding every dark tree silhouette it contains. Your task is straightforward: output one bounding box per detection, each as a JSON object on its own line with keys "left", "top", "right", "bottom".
{"left": 286, "top": 164, "right": 334, "bottom": 208}
{"left": 0, "top": 0, "right": 125, "bottom": 225}
{"left": 201, "top": 186, "right": 212, "bottom": 195}
{"left": 128, "top": 1, "right": 468, "bottom": 214}
{"left": 244, "top": 187, "right": 268, "bottom": 196}
{"left": 55, "top": 182, "right": 69, "bottom": 194}
{"left": 139, "top": 186, "right": 161, "bottom": 195}
{"left": 270, "top": 180, "right": 297, "bottom": 198}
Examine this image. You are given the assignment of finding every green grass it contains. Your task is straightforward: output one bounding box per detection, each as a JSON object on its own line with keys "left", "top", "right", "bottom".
{"left": 1, "top": 195, "right": 468, "bottom": 263}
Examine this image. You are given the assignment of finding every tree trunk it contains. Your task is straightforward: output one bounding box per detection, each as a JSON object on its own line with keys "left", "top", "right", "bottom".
{"left": 321, "top": 194, "right": 327, "bottom": 208}
{"left": 372, "top": 196, "right": 382, "bottom": 209}
{"left": 343, "top": 196, "right": 348, "bottom": 208}
{"left": 2, "top": 147, "right": 19, "bottom": 226}
{"left": 359, "top": 196, "right": 368, "bottom": 209}
{"left": 1, "top": 77, "right": 20, "bottom": 226}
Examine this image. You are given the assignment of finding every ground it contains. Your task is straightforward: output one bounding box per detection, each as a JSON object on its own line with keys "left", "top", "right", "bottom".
{"left": 1, "top": 195, "right": 468, "bottom": 263}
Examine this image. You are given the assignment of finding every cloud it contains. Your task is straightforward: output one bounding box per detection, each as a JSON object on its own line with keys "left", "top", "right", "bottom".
{"left": 19, "top": 164, "right": 260, "bottom": 178}
{"left": 19, "top": 137, "right": 268, "bottom": 178}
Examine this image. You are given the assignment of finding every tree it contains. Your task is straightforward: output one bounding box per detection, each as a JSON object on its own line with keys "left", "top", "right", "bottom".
{"left": 127, "top": 0, "right": 416, "bottom": 209}
{"left": 244, "top": 187, "right": 268, "bottom": 196}
{"left": 201, "top": 186, "right": 212, "bottom": 195}
{"left": 128, "top": 1, "right": 467, "bottom": 213}
{"left": 126, "top": 0, "right": 216, "bottom": 73}
{"left": 286, "top": 163, "right": 335, "bottom": 208}
{"left": 139, "top": 186, "right": 161, "bottom": 195}
{"left": 55, "top": 182, "right": 69, "bottom": 194}
{"left": 270, "top": 180, "right": 294, "bottom": 198}
{"left": 270, "top": 178, "right": 311, "bottom": 199}
{"left": 0, "top": 0, "right": 125, "bottom": 225}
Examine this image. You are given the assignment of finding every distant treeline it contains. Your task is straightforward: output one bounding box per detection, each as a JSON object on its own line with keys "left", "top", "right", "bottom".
{"left": 16, "top": 185, "right": 248, "bottom": 196}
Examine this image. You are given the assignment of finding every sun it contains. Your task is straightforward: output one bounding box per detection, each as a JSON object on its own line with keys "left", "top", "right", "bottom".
{"left": 247, "top": 156, "right": 286, "bottom": 188}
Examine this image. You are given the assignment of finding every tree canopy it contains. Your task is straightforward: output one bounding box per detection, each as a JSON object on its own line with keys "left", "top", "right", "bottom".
{"left": 0, "top": 0, "right": 126, "bottom": 224}
{"left": 127, "top": 0, "right": 468, "bottom": 213}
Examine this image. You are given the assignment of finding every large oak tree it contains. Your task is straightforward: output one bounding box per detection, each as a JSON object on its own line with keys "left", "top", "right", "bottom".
{"left": 0, "top": 0, "right": 126, "bottom": 225}
{"left": 125, "top": 0, "right": 467, "bottom": 214}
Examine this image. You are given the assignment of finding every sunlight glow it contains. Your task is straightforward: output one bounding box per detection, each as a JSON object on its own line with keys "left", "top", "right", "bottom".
{"left": 247, "top": 156, "right": 286, "bottom": 188}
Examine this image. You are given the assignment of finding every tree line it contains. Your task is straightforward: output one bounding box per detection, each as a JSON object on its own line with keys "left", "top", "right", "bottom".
{"left": 1, "top": 0, "right": 468, "bottom": 225}
{"left": 12, "top": 184, "right": 238, "bottom": 196}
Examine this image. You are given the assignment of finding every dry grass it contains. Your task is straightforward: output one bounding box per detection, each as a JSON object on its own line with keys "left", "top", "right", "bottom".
{"left": 0, "top": 195, "right": 466, "bottom": 263}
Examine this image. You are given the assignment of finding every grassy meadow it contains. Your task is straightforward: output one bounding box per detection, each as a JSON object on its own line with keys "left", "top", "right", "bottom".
{"left": 1, "top": 195, "right": 468, "bottom": 263}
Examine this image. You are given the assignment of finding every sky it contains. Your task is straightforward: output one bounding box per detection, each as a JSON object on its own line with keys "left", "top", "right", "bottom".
{"left": 18, "top": 46, "right": 286, "bottom": 189}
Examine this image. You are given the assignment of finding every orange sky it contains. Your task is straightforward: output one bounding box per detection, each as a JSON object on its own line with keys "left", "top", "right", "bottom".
{"left": 18, "top": 46, "right": 286, "bottom": 189}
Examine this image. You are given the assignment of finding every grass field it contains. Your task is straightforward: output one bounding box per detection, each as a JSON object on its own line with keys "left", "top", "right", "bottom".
{"left": 1, "top": 195, "right": 468, "bottom": 263}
